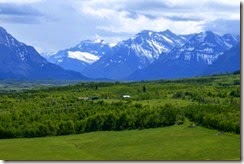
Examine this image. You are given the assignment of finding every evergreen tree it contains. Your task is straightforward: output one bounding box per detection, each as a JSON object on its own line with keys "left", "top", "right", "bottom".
{"left": 143, "top": 85, "right": 146, "bottom": 92}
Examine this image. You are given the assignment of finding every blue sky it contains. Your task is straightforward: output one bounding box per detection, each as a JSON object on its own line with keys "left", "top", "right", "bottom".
{"left": 0, "top": 0, "right": 240, "bottom": 53}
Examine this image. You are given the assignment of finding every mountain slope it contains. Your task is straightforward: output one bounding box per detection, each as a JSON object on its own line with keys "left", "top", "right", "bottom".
{"left": 127, "top": 31, "right": 239, "bottom": 80}
{"left": 46, "top": 39, "right": 112, "bottom": 73}
{"left": 0, "top": 27, "right": 87, "bottom": 80}
{"left": 203, "top": 43, "right": 240, "bottom": 75}
{"left": 83, "top": 30, "right": 187, "bottom": 79}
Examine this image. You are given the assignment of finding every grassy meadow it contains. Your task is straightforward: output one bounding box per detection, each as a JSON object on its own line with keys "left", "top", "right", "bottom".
{"left": 0, "top": 120, "right": 240, "bottom": 160}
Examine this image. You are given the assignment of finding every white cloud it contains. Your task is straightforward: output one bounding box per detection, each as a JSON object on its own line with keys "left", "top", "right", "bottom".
{"left": 0, "top": 0, "right": 240, "bottom": 53}
{"left": 0, "top": 0, "right": 42, "bottom": 3}
{"left": 76, "top": 1, "right": 210, "bottom": 35}
{"left": 76, "top": 0, "right": 239, "bottom": 30}
{"left": 80, "top": 7, "right": 115, "bottom": 19}
{"left": 162, "top": 0, "right": 239, "bottom": 8}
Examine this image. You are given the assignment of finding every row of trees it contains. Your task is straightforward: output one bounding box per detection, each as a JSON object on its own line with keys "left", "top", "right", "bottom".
{"left": 0, "top": 102, "right": 182, "bottom": 138}
{"left": 0, "top": 98, "right": 239, "bottom": 139}
{"left": 184, "top": 104, "right": 240, "bottom": 134}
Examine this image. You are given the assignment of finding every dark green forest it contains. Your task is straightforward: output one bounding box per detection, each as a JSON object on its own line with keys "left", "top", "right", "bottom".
{"left": 0, "top": 73, "right": 240, "bottom": 138}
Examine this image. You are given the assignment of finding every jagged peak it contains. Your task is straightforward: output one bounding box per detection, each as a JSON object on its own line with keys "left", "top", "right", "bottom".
{"left": 222, "top": 33, "right": 240, "bottom": 41}
{"left": 189, "top": 31, "right": 220, "bottom": 43}
{"left": 204, "top": 30, "right": 215, "bottom": 34}
{"left": 94, "top": 38, "right": 105, "bottom": 43}
{"left": 0, "top": 26, "right": 7, "bottom": 33}
{"left": 0, "top": 26, "right": 24, "bottom": 48}
{"left": 159, "top": 29, "right": 178, "bottom": 36}
{"left": 78, "top": 39, "right": 107, "bottom": 45}
{"left": 0, "top": 26, "right": 8, "bottom": 38}
{"left": 136, "top": 30, "right": 154, "bottom": 37}
{"left": 162, "top": 29, "right": 173, "bottom": 34}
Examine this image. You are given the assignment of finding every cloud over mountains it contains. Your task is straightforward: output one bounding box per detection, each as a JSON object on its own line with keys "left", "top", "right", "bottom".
{"left": 0, "top": 0, "right": 240, "bottom": 53}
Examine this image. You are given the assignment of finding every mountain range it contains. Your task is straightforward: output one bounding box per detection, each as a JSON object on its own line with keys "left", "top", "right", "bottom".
{"left": 128, "top": 31, "right": 240, "bottom": 80}
{"left": 0, "top": 27, "right": 87, "bottom": 80}
{"left": 46, "top": 29, "right": 240, "bottom": 80}
{"left": 82, "top": 30, "right": 189, "bottom": 79}
{"left": 0, "top": 26, "right": 240, "bottom": 81}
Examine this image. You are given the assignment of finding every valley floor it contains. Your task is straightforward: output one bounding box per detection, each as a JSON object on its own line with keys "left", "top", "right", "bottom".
{"left": 0, "top": 120, "right": 240, "bottom": 160}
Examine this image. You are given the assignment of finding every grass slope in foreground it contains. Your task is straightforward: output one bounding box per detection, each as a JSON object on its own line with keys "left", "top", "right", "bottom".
{"left": 0, "top": 121, "right": 240, "bottom": 160}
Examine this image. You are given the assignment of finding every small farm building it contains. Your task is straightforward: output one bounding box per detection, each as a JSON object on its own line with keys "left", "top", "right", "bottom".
{"left": 123, "top": 95, "right": 131, "bottom": 98}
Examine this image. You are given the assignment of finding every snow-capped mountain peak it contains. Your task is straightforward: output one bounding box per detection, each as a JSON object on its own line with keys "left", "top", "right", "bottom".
{"left": 135, "top": 30, "right": 154, "bottom": 36}
{"left": 82, "top": 29, "right": 189, "bottom": 79}
{"left": 46, "top": 38, "right": 112, "bottom": 73}
{"left": 127, "top": 31, "right": 240, "bottom": 81}
{"left": 0, "top": 26, "right": 33, "bottom": 62}
{"left": 161, "top": 29, "right": 175, "bottom": 36}
{"left": 42, "top": 29, "right": 239, "bottom": 81}
{"left": 222, "top": 34, "right": 240, "bottom": 49}
{"left": 159, "top": 30, "right": 239, "bottom": 66}
{"left": 76, "top": 39, "right": 108, "bottom": 50}
{"left": 195, "top": 31, "right": 207, "bottom": 42}
{"left": 94, "top": 39, "right": 105, "bottom": 44}
{"left": 117, "top": 29, "right": 188, "bottom": 62}
{"left": 0, "top": 27, "right": 23, "bottom": 48}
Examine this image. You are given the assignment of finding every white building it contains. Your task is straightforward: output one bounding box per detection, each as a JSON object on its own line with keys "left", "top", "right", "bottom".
{"left": 123, "top": 95, "right": 131, "bottom": 98}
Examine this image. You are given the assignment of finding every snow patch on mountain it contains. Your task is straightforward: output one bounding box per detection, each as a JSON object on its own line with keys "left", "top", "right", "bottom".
{"left": 18, "top": 51, "right": 26, "bottom": 61}
{"left": 196, "top": 53, "right": 222, "bottom": 65}
{"left": 94, "top": 39, "right": 105, "bottom": 44}
{"left": 131, "top": 44, "right": 153, "bottom": 60}
{"left": 224, "top": 42, "right": 233, "bottom": 49}
{"left": 202, "top": 48, "right": 213, "bottom": 53}
{"left": 57, "top": 59, "right": 63, "bottom": 63}
{"left": 67, "top": 51, "right": 100, "bottom": 64}
{"left": 162, "top": 35, "right": 173, "bottom": 43}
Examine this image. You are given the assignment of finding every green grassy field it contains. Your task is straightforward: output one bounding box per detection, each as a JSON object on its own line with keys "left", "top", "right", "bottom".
{"left": 0, "top": 120, "right": 240, "bottom": 160}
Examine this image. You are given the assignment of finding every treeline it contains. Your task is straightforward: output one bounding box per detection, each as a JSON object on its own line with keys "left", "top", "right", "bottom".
{"left": 0, "top": 99, "right": 239, "bottom": 139}
{"left": 184, "top": 104, "right": 240, "bottom": 134}
{"left": 0, "top": 102, "right": 182, "bottom": 139}
{"left": 0, "top": 73, "right": 240, "bottom": 139}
